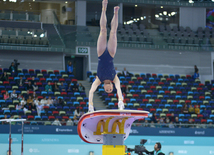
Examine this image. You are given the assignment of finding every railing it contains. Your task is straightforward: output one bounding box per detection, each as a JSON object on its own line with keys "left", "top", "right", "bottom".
{"left": 53, "top": 11, "right": 66, "bottom": 48}
{"left": 0, "top": 11, "right": 40, "bottom": 22}
{"left": 86, "top": 0, "right": 214, "bottom": 7}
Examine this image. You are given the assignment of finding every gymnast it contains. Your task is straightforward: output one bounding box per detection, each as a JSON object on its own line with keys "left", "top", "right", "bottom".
{"left": 88, "top": 0, "right": 124, "bottom": 112}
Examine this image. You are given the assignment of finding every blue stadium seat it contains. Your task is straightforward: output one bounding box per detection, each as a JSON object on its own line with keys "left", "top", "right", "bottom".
{"left": 210, "top": 115, "right": 214, "bottom": 119}
{"left": 179, "top": 114, "right": 185, "bottom": 118}
{"left": 35, "top": 116, "right": 41, "bottom": 120}
{"left": 41, "top": 91, "right": 47, "bottom": 95}
{"left": 127, "top": 103, "right": 134, "bottom": 108}
{"left": 146, "top": 103, "right": 152, "bottom": 108}
{"left": 58, "top": 96, "right": 63, "bottom": 99}
{"left": 177, "top": 104, "right": 182, "bottom": 108}
{"left": 207, "top": 119, "right": 213, "bottom": 123}
{"left": 165, "top": 104, "right": 170, "bottom": 108}
{"left": 156, "top": 108, "right": 162, "bottom": 113}
{"left": 73, "top": 101, "right": 79, "bottom": 106}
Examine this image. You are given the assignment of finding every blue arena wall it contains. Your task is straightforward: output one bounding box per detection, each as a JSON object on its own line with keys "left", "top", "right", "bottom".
{"left": 0, "top": 125, "right": 214, "bottom": 155}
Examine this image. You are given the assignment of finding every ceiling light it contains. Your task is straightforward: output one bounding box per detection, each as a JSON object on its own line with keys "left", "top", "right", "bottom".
{"left": 189, "top": 0, "right": 194, "bottom": 3}
{"left": 124, "top": 22, "right": 126, "bottom": 25}
{"left": 163, "top": 11, "right": 167, "bottom": 15}
{"left": 160, "top": 6, "right": 163, "bottom": 8}
{"left": 144, "top": 16, "right": 146, "bottom": 19}
{"left": 212, "top": 0, "right": 214, "bottom": 2}
{"left": 168, "top": 14, "right": 171, "bottom": 16}
{"left": 135, "top": 5, "right": 138, "bottom": 7}
{"left": 159, "top": 13, "right": 162, "bottom": 15}
{"left": 33, "top": 0, "right": 35, "bottom": 1}
{"left": 155, "top": 14, "right": 159, "bottom": 18}
{"left": 65, "top": 1, "right": 68, "bottom": 3}
{"left": 141, "top": 17, "right": 144, "bottom": 20}
{"left": 137, "top": 18, "right": 139, "bottom": 21}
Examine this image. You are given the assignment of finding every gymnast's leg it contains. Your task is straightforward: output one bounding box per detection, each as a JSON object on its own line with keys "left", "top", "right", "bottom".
{"left": 107, "top": 6, "right": 119, "bottom": 58}
{"left": 97, "top": 0, "right": 108, "bottom": 57}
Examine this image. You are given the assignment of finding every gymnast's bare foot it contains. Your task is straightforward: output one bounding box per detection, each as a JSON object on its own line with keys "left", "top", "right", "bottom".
{"left": 102, "top": 0, "right": 108, "bottom": 11}
{"left": 114, "top": 6, "right": 120, "bottom": 14}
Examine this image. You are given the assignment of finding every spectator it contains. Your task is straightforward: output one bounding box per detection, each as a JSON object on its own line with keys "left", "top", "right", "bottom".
{"left": 31, "top": 76, "right": 35, "bottom": 84}
{"left": 10, "top": 90, "right": 17, "bottom": 100}
{"left": 59, "top": 82, "right": 66, "bottom": 92}
{"left": 195, "top": 105, "right": 200, "bottom": 114}
{"left": 47, "top": 96, "right": 53, "bottom": 106}
{"left": 53, "top": 82, "right": 59, "bottom": 92}
{"left": 74, "top": 108, "right": 81, "bottom": 118}
{"left": 9, "top": 62, "right": 16, "bottom": 73}
{"left": 193, "top": 71, "right": 199, "bottom": 80}
{"left": 194, "top": 65, "right": 199, "bottom": 73}
{"left": 24, "top": 79, "right": 29, "bottom": 87}
{"left": 151, "top": 113, "right": 158, "bottom": 123}
{"left": 29, "top": 102, "right": 36, "bottom": 111}
{"left": 150, "top": 121, "right": 155, "bottom": 128}
{"left": 208, "top": 122, "right": 213, "bottom": 128}
{"left": 182, "top": 104, "right": 188, "bottom": 114}
{"left": 4, "top": 91, "right": 10, "bottom": 100}
{"left": 170, "top": 113, "right": 175, "bottom": 122}
{"left": 174, "top": 117, "right": 181, "bottom": 128}
{"left": 78, "top": 83, "right": 85, "bottom": 92}
{"left": 52, "top": 118, "right": 61, "bottom": 126}
{"left": 188, "top": 119, "right": 195, "bottom": 128}
{"left": 17, "top": 76, "right": 24, "bottom": 86}
{"left": 188, "top": 105, "right": 194, "bottom": 114}
{"left": 122, "top": 67, "right": 130, "bottom": 77}
{"left": 32, "top": 82, "right": 38, "bottom": 91}
{"left": 26, "top": 96, "right": 33, "bottom": 106}
{"left": 17, "top": 94, "right": 22, "bottom": 101}
{"left": 34, "top": 96, "right": 40, "bottom": 106}
{"left": 66, "top": 118, "right": 74, "bottom": 126}
{"left": 32, "top": 92, "right": 37, "bottom": 100}
{"left": 58, "top": 98, "right": 64, "bottom": 106}
{"left": 53, "top": 96, "right": 59, "bottom": 106}
{"left": 67, "top": 82, "right": 73, "bottom": 92}
{"left": 67, "top": 61, "right": 73, "bottom": 74}
{"left": 16, "top": 102, "right": 23, "bottom": 110}
{"left": 73, "top": 116, "right": 78, "bottom": 126}
{"left": 20, "top": 97, "right": 26, "bottom": 106}
{"left": 26, "top": 81, "right": 33, "bottom": 91}
{"left": 45, "top": 82, "right": 52, "bottom": 92}
{"left": 37, "top": 102, "right": 43, "bottom": 116}
{"left": 143, "top": 120, "right": 149, "bottom": 127}
{"left": 115, "top": 67, "right": 120, "bottom": 74}
{"left": 165, "top": 117, "right": 170, "bottom": 124}
{"left": 169, "top": 121, "right": 175, "bottom": 128}
{"left": 0, "top": 72, "right": 8, "bottom": 81}
{"left": 72, "top": 83, "right": 78, "bottom": 92}
{"left": 61, "top": 119, "right": 66, "bottom": 126}
{"left": 41, "top": 97, "right": 48, "bottom": 106}
{"left": 24, "top": 90, "right": 30, "bottom": 99}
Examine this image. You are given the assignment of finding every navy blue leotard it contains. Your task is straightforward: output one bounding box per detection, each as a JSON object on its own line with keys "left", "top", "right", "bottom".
{"left": 97, "top": 48, "right": 116, "bottom": 82}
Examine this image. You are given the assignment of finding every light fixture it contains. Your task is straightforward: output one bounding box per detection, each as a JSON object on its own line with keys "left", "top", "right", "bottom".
{"left": 65, "top": 1, "right": 68, "bottom": 3}
{"left": 171, "top": 12, "right": 176, "bottom": 16}
{"left": 163, "top": 11, "right": 167, "bottom": 15}
{"left": 137, "top": 18, "right": 139, "bottom": 21}
{"left": 135, "top": 5, "right": 138, "bottom": 7}
{"left": 133, "top": 18, "right": 136, "bottom": 21}
{"left": 144, "top": 16, "right": 146, "bottom": 19}
{"left": 168, "top": 14, "right": 171, "bottom": 16}
{"left": 155, "top": 14, "right": 159, "bottom": 18}
{"left": 159, "top": 13, "right": 162, "bottom": 15}
{"left": 3, "top": 0, "right": 6, "bottom": 1}
{"left": 141, "top": 17, "right": 143, "bottom": 20}
{"left": 189, "top": 0, "right": 194, "bottom": 3}
{"left": 212, "top": 0, "right": 214, "bottom": 2}
{"left": 160, "top": 6, "right": 163, "bottom": 8}
{"left": 33, "top": 0, "right": 35, "bottom": 1}
{"left": 124, "top": 22, "right": 126, "bottom": 25}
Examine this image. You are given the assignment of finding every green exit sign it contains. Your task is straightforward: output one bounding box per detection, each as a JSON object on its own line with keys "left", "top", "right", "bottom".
{"left": 78, "top": 47, "right": 88, "bottom": 54}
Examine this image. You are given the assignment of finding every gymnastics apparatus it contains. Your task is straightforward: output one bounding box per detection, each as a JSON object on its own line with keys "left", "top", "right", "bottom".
{"left": 78, "top": 1, "right": 149, "bottom": 154}
{"left": 0, "top": 119, "right": 26, "bottom": 155}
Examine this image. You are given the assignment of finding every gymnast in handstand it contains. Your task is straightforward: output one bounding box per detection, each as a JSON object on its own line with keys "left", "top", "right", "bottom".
{"left": 88, "top": 0, "right": 124, "bottom": 112}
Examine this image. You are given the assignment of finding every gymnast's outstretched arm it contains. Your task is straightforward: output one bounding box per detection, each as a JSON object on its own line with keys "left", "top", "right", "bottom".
{"left": 89, "top": 78, "right": 101, "bottom": 106}
{"left": 113, "top": 75, "right": 123, "bottom": 101}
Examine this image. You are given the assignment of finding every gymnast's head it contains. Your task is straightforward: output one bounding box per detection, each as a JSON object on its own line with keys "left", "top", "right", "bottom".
{"left": 103, "top": 80, "right": 113, "bottom": 93}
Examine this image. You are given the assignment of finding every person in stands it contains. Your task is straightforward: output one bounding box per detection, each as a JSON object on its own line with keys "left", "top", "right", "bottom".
{"left": 67, "top": 61, "right": 73, "bottom": 75}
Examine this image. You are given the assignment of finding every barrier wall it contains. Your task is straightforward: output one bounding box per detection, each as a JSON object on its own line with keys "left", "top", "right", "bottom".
{"left": 0, "top": 125, "right": 214, "bottom": 155}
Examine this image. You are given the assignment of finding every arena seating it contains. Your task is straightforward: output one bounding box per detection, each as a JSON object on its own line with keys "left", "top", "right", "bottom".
{"left": 87, "top": 71, "right": 214, "bottom": 125}
{"left": 0, "top": 27, "right": 49, "bottom": 46}
{"left": 0, "top": 68, "right": 88, "bottom": 125}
